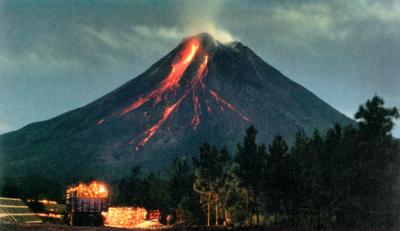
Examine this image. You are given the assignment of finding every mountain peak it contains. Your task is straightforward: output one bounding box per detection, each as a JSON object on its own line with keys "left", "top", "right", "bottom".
{"left": 194, "top": 32, "right": 215, "bottom": 43}
{"left": 0, "top": 34, "right": 353, "bottom": 183}
{"left": 180, "top": 32, "right": 219, "bottom": 54}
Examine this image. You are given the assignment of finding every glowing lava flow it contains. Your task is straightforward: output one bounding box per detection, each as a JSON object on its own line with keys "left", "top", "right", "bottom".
{"left": 133, "top": 55, "right": 209, "bottom": 148}
{"left": 209, "top": 89, "right": 251, "bottom": 122}
{"left": 192, "top": 92, "right": 200, "bottom": 129}
{"left": 121, "top": 38, "right": 200, "bottom": 116}
{"left": 98, "top": 38, "right": 251, "bottom": 149}
{"left": 134, "top": 102, "right": 178, "bottom": 147}
{"left": 189, "top": 55, "right": 208, "bottom": 130}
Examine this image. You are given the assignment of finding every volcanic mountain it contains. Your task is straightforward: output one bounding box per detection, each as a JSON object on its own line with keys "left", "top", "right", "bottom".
{"left": 0, "top": 33, "right": 352, "bottom": 184}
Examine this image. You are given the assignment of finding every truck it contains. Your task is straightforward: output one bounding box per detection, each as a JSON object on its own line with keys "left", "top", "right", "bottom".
{"left": 65, "top": 181, "right": 108, "bottom": 226}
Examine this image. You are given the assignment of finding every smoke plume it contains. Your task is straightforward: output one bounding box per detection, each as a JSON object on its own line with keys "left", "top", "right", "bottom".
{"left": 179, "top": 0, "right": 235, "bottom": 42}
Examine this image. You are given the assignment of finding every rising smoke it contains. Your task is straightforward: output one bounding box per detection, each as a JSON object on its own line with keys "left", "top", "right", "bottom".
{"left": 133, "top": 0, "right": 236, "bottom": 43}
{"left": 179, "top": 0, "right": 236, "bottom": 42}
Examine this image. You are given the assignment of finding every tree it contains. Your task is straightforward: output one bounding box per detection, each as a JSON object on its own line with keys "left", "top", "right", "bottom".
{"left": 320, "top": 123, "right": 344, "bottom": 228}
{"left": 166, "top": 158, "right": 194, "bottom": 224}
{"left": 109, "top": 96, "right": 400, "bottom": 230}
{"left": 213, "top": 147, "right": 232, "bottom": 226}
{"left": 287, "top": 131, "right": 314, "bottom": 228}
{"left": 141, "top": 172, "right": 169, "bottom": 212}
{"left": 178, "top": 191, "right": 205, "bottom": 226}
{"left": 265, "top": 135, "right": 289, "bottom": 228}
{"left": 355, "top": 95, "right": 399, "bottom": 140}
{"left": 352, "top": 96, "right": 399, "bottom": 227}
{"left": 113, "top": 166, "right": 144, "bottom": 206}
{"left": 234, "top": 126, "right": 267, "bottom": 225}
{"left": 193, "top": 143, "right": 230, "bottom": 226}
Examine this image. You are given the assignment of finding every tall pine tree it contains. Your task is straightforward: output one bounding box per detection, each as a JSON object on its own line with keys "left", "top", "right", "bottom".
{"left": 235, "top": 126, "right": 267, "bottom": 225}
{"left": 265, "top": 135, "right": 289, "bottom": 228}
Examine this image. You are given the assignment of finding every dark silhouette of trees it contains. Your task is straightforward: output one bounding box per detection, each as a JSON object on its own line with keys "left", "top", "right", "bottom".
{"left": 114, "top": 165, "right": 143, "bottom": 206}
{"left": 351, "top": 96, "right": 399, "bottom": 227}
{"left": 166, "top": 158, "right": 197, "bottom": 224}
{"left": 234, "top": 126, "right": 267, "bottom": 225}
{"left": 264, "top": 135, "right": 289, "bottom": 228}
{"left": 193, "top": 143, "right": 230, "bottom": 226}
{"left": 110, "top": 96, "right": 399, "bottom": 229}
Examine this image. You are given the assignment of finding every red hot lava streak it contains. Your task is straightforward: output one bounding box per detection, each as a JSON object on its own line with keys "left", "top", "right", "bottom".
{"left": 121, "top": 38, "right": 200, "bottom": 116}
{"left": 98, "top": 37, "right": 250, "bottom": 149}
{"left": 209, "top": 89, "right": 251, "bottom": 122}
{"left": 135, "top": 101, "right": 180, "bottom": 148}
{"left": 133, "top": 55, "right": 209, "bottom": 148}
{"left": 192, "top": 92, "right": 200, "bottom": 129}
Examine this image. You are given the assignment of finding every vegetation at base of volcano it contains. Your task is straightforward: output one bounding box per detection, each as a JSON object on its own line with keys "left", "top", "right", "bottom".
{"left": 111, "top": 95, "right": 400, "bottom": 229}
{"left": 1, "top": 95, "right": 399, "bottom": 230}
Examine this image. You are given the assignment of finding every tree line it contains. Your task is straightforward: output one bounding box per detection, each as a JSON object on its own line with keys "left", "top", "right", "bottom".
{"left": 113, "top": 96, "right": 400, "bottom": 230}
{"left": 1, "top": 96, "right": 398, "bottom": 230}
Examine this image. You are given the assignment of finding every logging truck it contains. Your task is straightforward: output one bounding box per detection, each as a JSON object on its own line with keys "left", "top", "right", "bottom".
{"left": 65, "top": 181, "right": 108, "bottom": 226}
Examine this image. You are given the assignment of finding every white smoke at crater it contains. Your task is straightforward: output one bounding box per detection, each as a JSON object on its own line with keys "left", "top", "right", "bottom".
{"left": 132, "top": 0, "right": 236, "bottom": 43}
{"left": 179, "top": 0, "right": 236, "bottom": 43}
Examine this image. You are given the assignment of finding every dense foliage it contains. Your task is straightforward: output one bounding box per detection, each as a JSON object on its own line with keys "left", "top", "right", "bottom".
{"left": 113, "top": 96, "right": 400, "bottom": 229}
{"left": 2, "top": 96, "right": 399, "bottom": 230}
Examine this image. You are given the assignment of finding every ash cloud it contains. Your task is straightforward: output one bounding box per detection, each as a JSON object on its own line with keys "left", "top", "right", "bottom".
{"left": 179, "top": 0, "right": 235, "bottom": 42}
{"left": 133, "top": 0, "right": 236, "bottom": 43}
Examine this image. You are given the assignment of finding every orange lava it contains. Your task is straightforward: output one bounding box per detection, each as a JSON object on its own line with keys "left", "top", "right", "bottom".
{"left": 209, "top": 89, "right": 251, "bottom": 122}
{"left": 189, "top": 55, "right": 208, "bottom": 130}
{"left": 134, "top": 101, "right": 180, "bottom": 148}
{"left": 98, "top": 37, "right": 250, "bottom": 149}
{"left": 121, "top": 38, "right": 200, "bottom": 115}
{"left": 192, "top": 92, "right": 200, "bottom": 129}
{"left": 133, "top": 55, "right": 209, "bottom": 149}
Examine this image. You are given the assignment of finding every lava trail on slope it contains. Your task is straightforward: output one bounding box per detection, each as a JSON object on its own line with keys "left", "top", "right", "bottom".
{"left": 98, "top": 37, "right": 250, "bottom": 149}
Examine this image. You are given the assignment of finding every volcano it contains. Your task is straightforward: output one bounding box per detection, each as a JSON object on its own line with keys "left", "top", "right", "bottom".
{"left": 0, "top": 33, "right": 352, "bottom": 184}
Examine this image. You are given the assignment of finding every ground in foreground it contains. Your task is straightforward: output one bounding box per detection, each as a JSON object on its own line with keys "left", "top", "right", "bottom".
{"left": 0, "top": 223, "right": 164, "bottom": 231}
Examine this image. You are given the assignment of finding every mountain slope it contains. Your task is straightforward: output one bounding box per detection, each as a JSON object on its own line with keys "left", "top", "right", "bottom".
{"left": 0, "top": 33, "right": 352, "bottom": 184}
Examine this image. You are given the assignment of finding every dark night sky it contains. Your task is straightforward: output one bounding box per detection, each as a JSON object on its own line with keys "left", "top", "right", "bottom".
{"left": 1, "top": 0, "right": 399, "bottom": 136}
